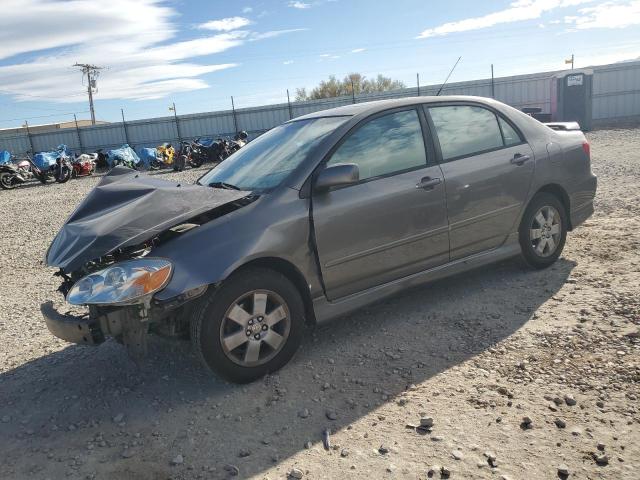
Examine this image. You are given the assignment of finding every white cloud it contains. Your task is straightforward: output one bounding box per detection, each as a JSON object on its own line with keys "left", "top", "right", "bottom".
{"left": 0, "top": 0, "right": 301, "bottom": 103}
{"left": 242, "top": 6, "right": 253, "bottom": 13}
{"left": 417, "top": 0, "right": 594, "bottom": 38}
{"left": 289, "top": 1, "right": 311, "bottom": 8}
{"left": 564, "top": 0, "right": 640, "bottom": 29}
{"left": 283, "top": 60, "right": 294, "bottom": 65}
{"left": 351, "top": 48, "right": 366, "bottom": 53}
{"left": 249, "top": 28, "right": 307, "bottom": 40}
{"left": 319, "top": 54, "right": 331, "bottom": 57}
{"left": 197, "top": 16, "right": 252, "bottom": 31}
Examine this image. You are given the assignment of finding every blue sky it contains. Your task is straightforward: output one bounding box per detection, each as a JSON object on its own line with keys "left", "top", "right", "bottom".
{"left": 1, "top": 0, "right": 639, "bottom": 129}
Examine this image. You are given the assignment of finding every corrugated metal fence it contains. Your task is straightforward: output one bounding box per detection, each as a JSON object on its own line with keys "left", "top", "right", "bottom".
{"left": 2, "top": 60, "right": 639, "bottom": 156}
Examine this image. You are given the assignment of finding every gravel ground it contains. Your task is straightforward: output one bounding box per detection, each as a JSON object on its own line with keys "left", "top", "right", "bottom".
{"left": 0, "top": 128, "right": 638, "bottom": 480}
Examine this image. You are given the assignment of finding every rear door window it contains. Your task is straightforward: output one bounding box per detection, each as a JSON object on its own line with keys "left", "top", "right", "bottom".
{"left": 428, "top": 105, "right": 504, "bottom": 161}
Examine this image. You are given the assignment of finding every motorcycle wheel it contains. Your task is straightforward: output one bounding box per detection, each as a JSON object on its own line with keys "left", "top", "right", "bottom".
{"left": 149, "top": 159, "right": 161, "bottom": 170}
{"left": 190, "top": 157, "right": 204, "bottom": 168}
{"left": 39, "top": 174, "right": 49, "bottom": 184}
{"left": 55, "top": 167, "right": 71, "bottom": 184}
{"left": 0, "top": 172, "right": 16, "bottom": 190}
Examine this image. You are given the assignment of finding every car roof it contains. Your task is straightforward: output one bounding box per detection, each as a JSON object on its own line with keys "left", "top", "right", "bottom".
{"left": 292, "top": 95, "right": 503, "bottom": 121}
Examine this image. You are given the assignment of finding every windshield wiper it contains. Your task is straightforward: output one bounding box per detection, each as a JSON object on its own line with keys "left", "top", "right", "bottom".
{"left": 209, "top": 181, "right": 241, "bottom": 191}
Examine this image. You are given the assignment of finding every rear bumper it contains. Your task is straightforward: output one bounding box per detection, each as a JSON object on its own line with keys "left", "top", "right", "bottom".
{"left": 40, "top": 301, "right": 104, "bottom": 345}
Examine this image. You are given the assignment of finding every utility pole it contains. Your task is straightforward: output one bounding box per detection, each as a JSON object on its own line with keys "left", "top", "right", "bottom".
{"left": 73, "top": 63, "right": 103, "bottom": 125}
{"left": 417, "top": 73, "right": 421, "bottom": 97}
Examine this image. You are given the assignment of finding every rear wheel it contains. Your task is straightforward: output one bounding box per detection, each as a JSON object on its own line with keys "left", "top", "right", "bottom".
{"left": 519, "top": 192, "right": 567, "bottom": 269}
{"left": 190, "top": 268, "right": 304, "bottom": 383}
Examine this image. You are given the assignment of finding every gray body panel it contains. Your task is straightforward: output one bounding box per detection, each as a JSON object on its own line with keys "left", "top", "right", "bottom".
{"left": 47, "top": 96, "right": 597, "bottom": 327}
{"left": 312, "top": 164, "right": 449, "bottom": 300}
{"left": 439, "top": 143, "right": 535, "bottom": 259}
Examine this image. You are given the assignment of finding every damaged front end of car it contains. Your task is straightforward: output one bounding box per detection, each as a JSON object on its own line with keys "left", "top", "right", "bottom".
{"left": 41, "top": 166, "right": 252, "bottom": 361}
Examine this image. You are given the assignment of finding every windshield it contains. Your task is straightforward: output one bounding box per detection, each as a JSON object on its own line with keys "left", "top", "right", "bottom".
{"left": 198, "top": 116, "right": 350, "bottom": 191}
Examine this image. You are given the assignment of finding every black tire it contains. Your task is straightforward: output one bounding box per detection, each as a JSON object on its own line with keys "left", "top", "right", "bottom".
{"left": 0, "top": 172, "right": 16, "bottom": 190}
{"left": 56, "top": 167, "right": 71, "bottom": 183}
{"left": 190, "top": 268, "right": 305, "bottom": 383}
{"left": 519, "top": 192, "right": 568, "bottom": 269}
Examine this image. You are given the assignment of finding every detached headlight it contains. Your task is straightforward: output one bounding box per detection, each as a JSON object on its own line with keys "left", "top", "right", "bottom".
{"left": 67, "top": 258, "right": 172, "bottom": 306}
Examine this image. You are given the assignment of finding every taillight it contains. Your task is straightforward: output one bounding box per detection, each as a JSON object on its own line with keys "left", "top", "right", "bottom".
{"left": 582, "top": 141, "right": 590, "bottom": 157}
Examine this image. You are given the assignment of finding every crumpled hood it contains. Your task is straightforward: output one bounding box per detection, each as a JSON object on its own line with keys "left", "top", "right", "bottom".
{"left": 46, "top": 166, "right": 247, "bottom": 272}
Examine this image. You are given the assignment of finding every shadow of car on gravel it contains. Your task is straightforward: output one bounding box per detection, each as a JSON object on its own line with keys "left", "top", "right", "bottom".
{"left": 0, "top": 257, "right": 575, "bottom": 479}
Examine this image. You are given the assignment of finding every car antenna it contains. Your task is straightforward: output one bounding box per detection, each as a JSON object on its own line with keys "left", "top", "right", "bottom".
{"left": 436, "top": 56, "right": 462, "bottom": 96}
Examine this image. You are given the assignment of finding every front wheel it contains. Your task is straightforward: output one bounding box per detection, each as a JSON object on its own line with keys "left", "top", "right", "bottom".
{"left": 0, "top": 172, "right": 16, "bottom": 190}
{"left": 190, "top": 268, "right": 305, "bottom": 383}
{"left": 519, "top": 192, "right": 567, "bottom": 269}
{"left": 55, "top": 167, "right": 71, "bottom": 183}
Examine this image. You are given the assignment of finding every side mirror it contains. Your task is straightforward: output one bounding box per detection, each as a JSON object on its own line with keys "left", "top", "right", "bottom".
{"left": 315, "top": 163, "right": 359, "bottom": 192}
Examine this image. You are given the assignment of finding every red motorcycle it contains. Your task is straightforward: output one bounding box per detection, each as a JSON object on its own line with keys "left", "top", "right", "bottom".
{"left": 71, "top": 154, "right": 97, "bottom": 178}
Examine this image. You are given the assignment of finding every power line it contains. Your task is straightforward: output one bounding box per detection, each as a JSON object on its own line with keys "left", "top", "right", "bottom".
{"left": 0, "top": 110, "right": 90, "bottom": 123}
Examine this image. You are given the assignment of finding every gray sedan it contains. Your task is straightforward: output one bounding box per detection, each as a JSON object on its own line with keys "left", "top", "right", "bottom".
{"left": 42, "top": 96, "right": 597, "bottom": 383}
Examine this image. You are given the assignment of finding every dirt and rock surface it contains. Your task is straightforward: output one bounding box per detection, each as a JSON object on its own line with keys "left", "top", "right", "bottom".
{"left": 0, "top": 128, "right": 638, "bottom": 480}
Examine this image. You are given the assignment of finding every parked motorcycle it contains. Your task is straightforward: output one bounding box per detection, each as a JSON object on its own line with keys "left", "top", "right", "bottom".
{"left": 108, "top": 145, "right": 140, "bottom": 170}
{"left": 219, "top": 131, "right": 248, "bottom": 159}
{"left": 191, "top": 137, "right": 230, "bottom": 164}
{"left": 32, "top": 146, "right": 73, "bottom": 184}
{"left": 173, "top": 141, "right": 195, "bottom": 171}
{"left": 71, "top": 153, "right": 97, "bottom": 178}
{"left": 152, "top": 143, "right": 175, "bottom": 170}
{"left": 0, "top": 156, "right": 69, "bottom": 189}
{"left": 0, "top": 162, "right": 22, "bottom": 189}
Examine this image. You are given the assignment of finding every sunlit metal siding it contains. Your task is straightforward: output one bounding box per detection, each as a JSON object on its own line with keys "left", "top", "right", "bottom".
{"left": 0, "top": 134, "right": 30, "bottom": 155}
{"left": 592, "top": 61, "right": 640, "bottom": 120}
{"left": 30, "top": 129, "right": 79, "bottom": 153}
{"left": 80, "top": 123, "right": 128, "bottom": 151}
{"left": 124, "top": 117, "right": 177, "bottom": 148}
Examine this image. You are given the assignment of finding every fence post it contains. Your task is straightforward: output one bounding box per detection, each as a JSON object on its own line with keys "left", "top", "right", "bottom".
{"left": 350, "top": 79, "right": 356, "bottom": 104}
{"left": 24, "top": 120, "right": 34, "bottom": 154}
{"left": 231, "top": 96, "right": 238, "bottom": 134}
{"left": 491, "top": 64, "right": 495, "bottom": 99}
{"left": 73, "top": 114, "right": 84, "bottom": 153}
{"left": 287, "top": 89, "right": 293, "bottom": 120}
{"left": 171, "top": 102, "right": 182, "bottom": 143}
{"left": 121, "top": 109, "right": 131, "bottom": 146}
{"left": 417, "top": 73, "right": 421, "bottom": 96}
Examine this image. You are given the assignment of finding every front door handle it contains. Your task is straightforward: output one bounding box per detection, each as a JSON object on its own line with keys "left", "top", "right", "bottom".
{"left": 510, "top": 153, "right": 531, "bottom": 166}
{"left": 416, "top": 177, "right": 442, "bottom": 190}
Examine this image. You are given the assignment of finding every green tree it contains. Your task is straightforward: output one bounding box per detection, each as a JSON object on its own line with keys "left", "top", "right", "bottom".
{"left": 295, "top": 73, "right": 405, "bottom": 101}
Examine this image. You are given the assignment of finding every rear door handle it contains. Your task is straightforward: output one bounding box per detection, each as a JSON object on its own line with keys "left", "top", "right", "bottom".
{"left": 416, "top": 177, "right": 442, "bottom": 190}
{"left": 510, "top": 153, "right": 531, "bottom": 166}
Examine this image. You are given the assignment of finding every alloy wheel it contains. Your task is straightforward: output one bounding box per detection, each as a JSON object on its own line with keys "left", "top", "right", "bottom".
{"left": 219, "top": 290, "right": 291, "bottom": 367}
{"left": 530, "top": 205, "right": 562, "bottom": 257}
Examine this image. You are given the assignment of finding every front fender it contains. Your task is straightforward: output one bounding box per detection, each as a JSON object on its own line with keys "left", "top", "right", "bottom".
{"left": 152, "top": 190, "right": 320, "bottom": 302}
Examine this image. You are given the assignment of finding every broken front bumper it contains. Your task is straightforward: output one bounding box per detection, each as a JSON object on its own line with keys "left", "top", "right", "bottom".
{"left": 40, "top": 301, "right": 105, "bottom": 345}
